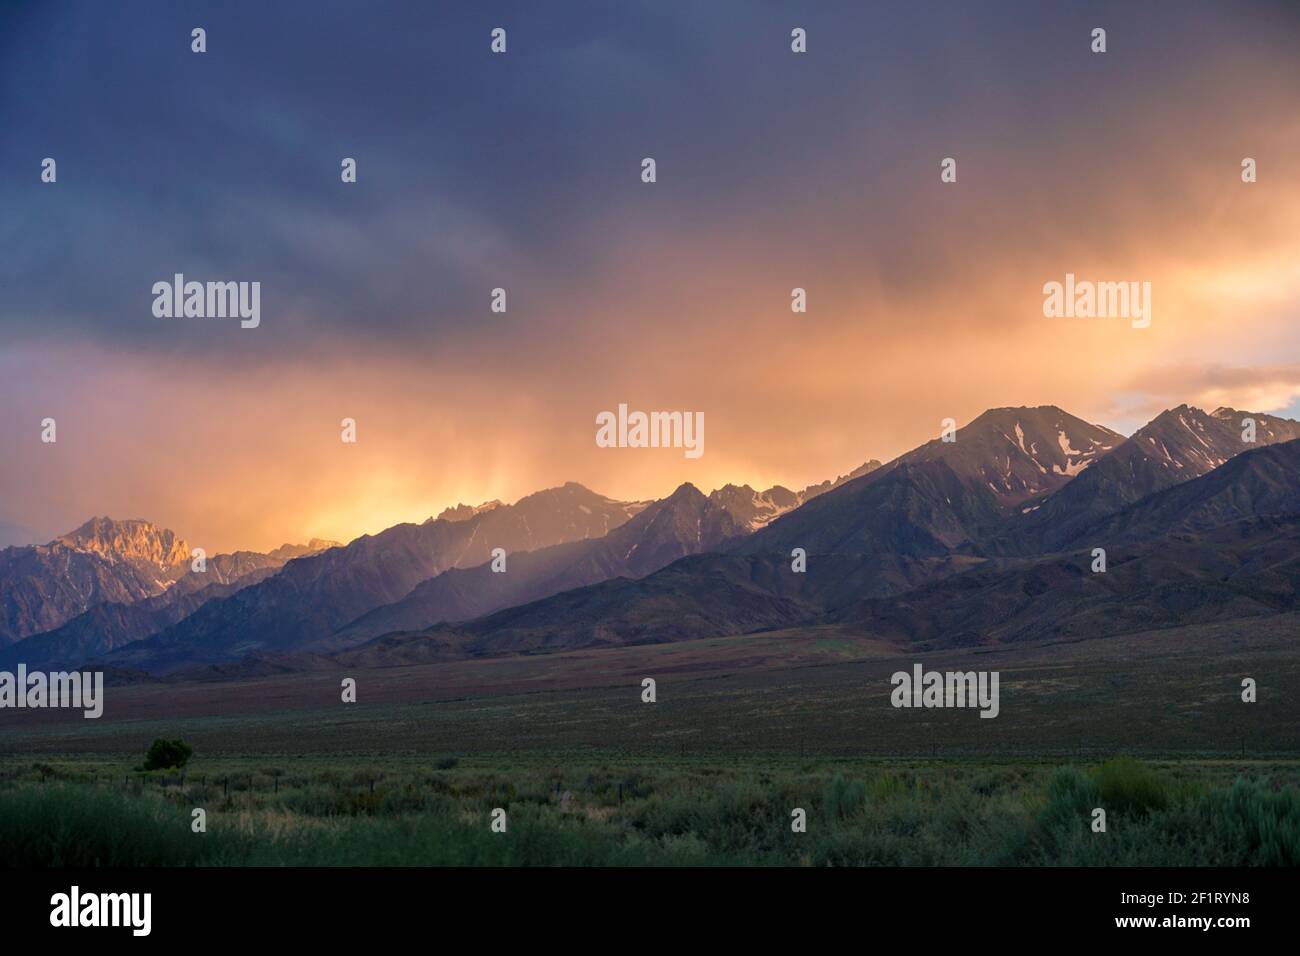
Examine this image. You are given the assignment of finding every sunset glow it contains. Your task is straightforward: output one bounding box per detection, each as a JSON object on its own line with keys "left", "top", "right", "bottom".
{"left": 3, "top": 2, "right": 1298, "bottom": 551}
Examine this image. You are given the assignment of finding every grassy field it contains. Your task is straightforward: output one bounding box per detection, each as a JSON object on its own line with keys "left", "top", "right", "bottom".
{"left": 1, "top": 755, "right": 1297, "bottom": 866}
{"left": 2, "top": 617, "right": 1297, "bottom": 865}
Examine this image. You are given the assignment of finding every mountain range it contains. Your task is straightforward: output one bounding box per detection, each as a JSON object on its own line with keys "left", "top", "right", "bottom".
{"left": 4, "top": 402, "right": 1298, "bottom": 677}
{"left": 0, "top": 517, "right": 336, "bottom": 646}
{"left": 304, "top": 412, "right": 1300, "bottom": 669}
{"left": 326, "top": 460, "right": 885, "bottom": 650}
{"left": 1000, "top": 405, "right": 1300, "bottom": 553}
{"left": 0, "top": 536, "right": 338, "bottom": 671}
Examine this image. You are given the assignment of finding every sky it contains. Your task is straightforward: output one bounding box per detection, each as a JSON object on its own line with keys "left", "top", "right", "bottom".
{"left": 2, "top": 0, "right": 1299, "bottom": 551}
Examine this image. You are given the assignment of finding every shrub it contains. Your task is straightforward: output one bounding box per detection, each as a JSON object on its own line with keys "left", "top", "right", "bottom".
{"left": 143, "top": 738, "right": 193, "bottom": 771}
{"left": 1028, "top": 767, "right": 1100, "bottom": 861}
{"left": 1200, "top": 778, "right": 1300, "bottom": 866}
{"left": 1094, "top": 757, "right": 1169, "bottom": 816}
{"left": 823, "top": 773, "right": 866, "bottom": 820}
{"left": 0, "top": 784, "right": 221, "bottom": 866}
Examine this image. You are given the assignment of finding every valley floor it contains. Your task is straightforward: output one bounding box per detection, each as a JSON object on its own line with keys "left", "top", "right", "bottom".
{"left": 3, "top": 616, "right": 1297, "bottom": 866}
{"left": 1, "top": 614, "right": 1297, "bottom": 758}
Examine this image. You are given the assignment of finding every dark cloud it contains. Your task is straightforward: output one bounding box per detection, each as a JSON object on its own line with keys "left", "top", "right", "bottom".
{"left": 2, "top": 1, "right": 1299, "bottom": 549}
{"left": 4, "top": 0, "right": 1296, "bottom": 358}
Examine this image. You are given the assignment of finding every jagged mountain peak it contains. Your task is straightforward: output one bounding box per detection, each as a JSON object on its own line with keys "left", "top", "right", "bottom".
{"left": 1204, "top": 405, "right": 1299, "bottom": 440}
{"left": 962, "top": 404, "right": 1121, "bottom": 443}
{"left": 899, "top": 405, "right": 1123, "bottom": 507}
{"left": 614, "top": 481, "right": 736, "bottom": 540}
{"left": 513, "top": 481, "right": 616, "bottom": 508}
{"left": 1002, "top": 403, "right": 1300, "bottom": 553}
{"left": 708, "top": 460, "right": 885, "bottom": 533}
{"left": 54, "top": 517, "right": 190, "bottom": 569}
{"left": 1067, "top": 435, "right": 1300, "bottom": 548}
{"left": 1126, "top": 404, "right": 1300, "bottom": 475}
{"left": 435, "top": 500, "right": 504, "bottom": 523}
{"left": 425, "top": 482, "right": 645, "bottom": 536}
{"left": 664, "top": 481, "right": 705, "bottom": 501}
{"left": 265, "top": 539, "right": 342, "bottom": 561}
{"left": 710, "top": 483, "right": 797, "bottom": 531}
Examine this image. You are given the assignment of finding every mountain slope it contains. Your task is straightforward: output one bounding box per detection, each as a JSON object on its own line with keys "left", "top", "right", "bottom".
{"left": 0, "top": 539, "right": 337, "bottom": 669}
{"left": 1065, "top": 436, "right": 1300, "bottom": 548}
{"left": 96, "top": 484, "right": 642, "bottom": 672}
{"left": 0, "top": 518, "right": 196, "bottom": 644}
{"left": 833, "top": 516, "right": 1300, "bottom": 648}
{"left": 335, "top": 554, "right": 821, "bottom": 666}
{"left": 1005, "top": 405, "right": 1300, "bottom": 553}
{"left": 327, "top": 463, "right": 889, "bottom": 650}
{"left": 730, "top": 457, "right": 1003, "bottom": 558}
{"left": 795, "top": 460, "right": 887, "bottom": 502}
{"left": 53, "top": 517, "right": 191, "bottom": 582}
{"left": 279, "top": 482, "right": 745, "bottom": 651}
{"left": 708, "top": 460, "right": 882, "bottom": 531}
{"left": 893, "top": 406, "right": 1123, "bottom": 507}
{"left": 730, "top": 406, "right": 1119, "bottom": 559}
{"left": 327, "top": 546, "right": 992, "bottom": 669}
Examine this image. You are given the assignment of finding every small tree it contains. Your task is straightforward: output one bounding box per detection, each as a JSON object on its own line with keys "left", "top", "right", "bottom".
{"left": 143, "top": 738, "right": 193, "bottom": 771}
